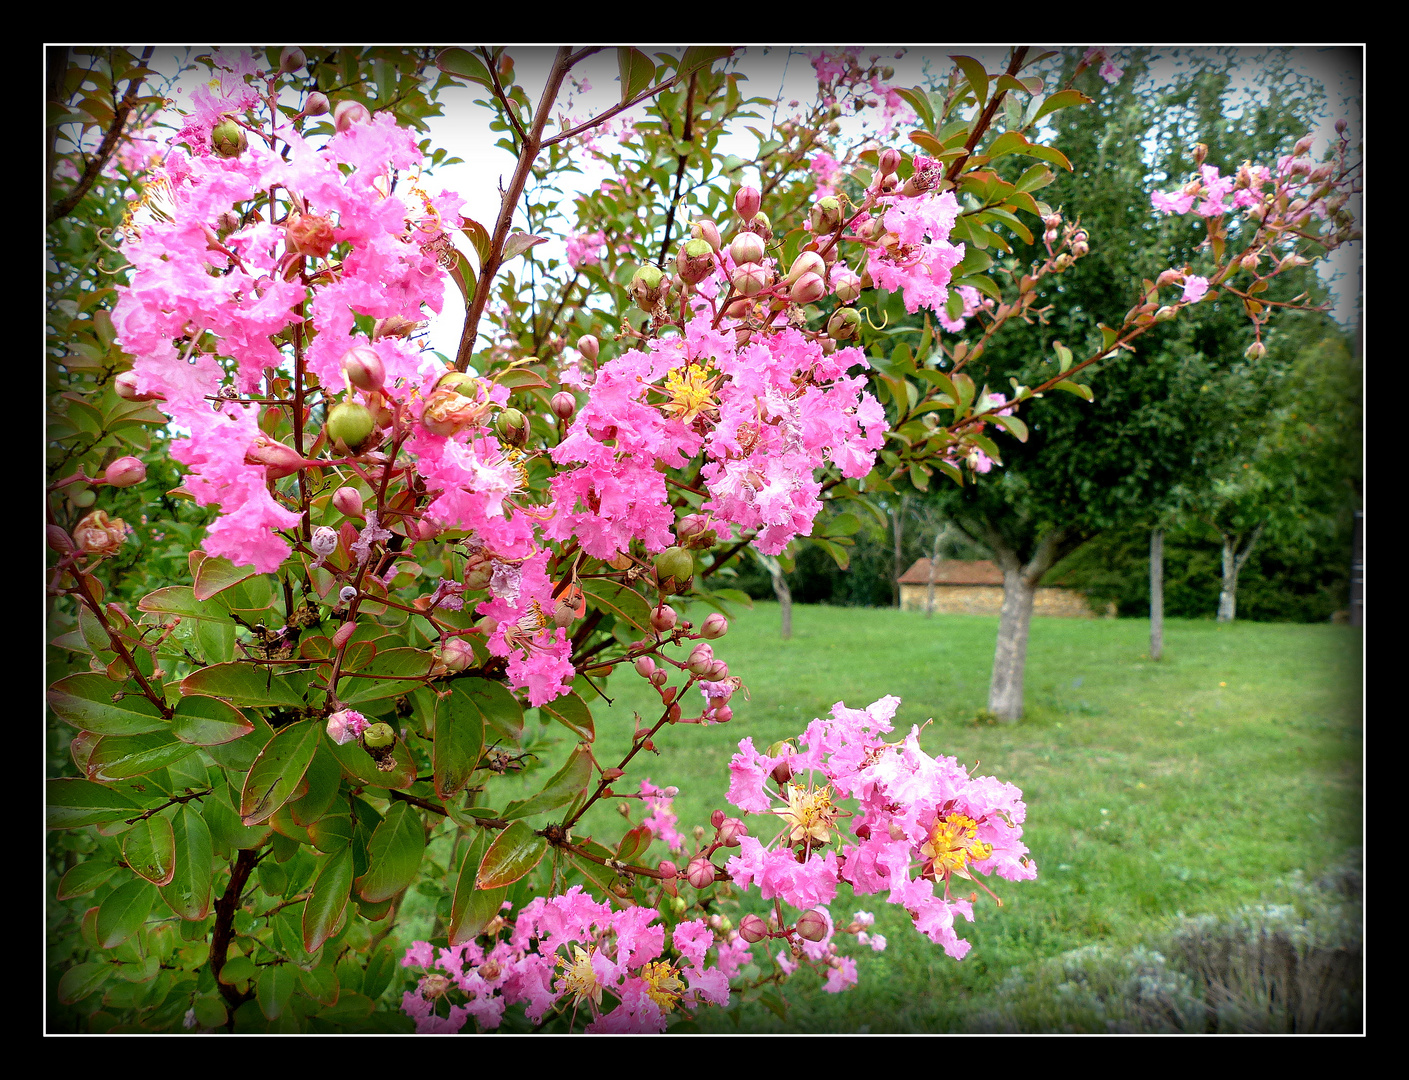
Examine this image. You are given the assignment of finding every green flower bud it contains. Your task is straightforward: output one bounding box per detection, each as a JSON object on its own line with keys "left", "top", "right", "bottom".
{"left": 810, "top": 196, "right": 843, "bottom": 234}
{"left": 211, "top": 119, "right": 248, "bottom": 159}
{"left": 363, "top": 722, "right": 396, "bottom": 749}
{"left": 326, "top": 402, "right": 376, "bottom": 454}
{"left": 654, "top": 546, "right": 695, "bottom": 583}
{"left": 496, "top": 407, "right": 529, "bottom": 448}
{"left": 827, "top": 307, "right": 862, "bottom": 341}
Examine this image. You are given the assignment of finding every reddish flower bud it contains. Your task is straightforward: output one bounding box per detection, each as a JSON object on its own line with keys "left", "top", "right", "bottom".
{"left": 731, "top": 262, "right": 770, "bottom": 297}
{"left": 73, "top": 510, "right": 128, "bottom": 556}
{"left": 687, "top": 642, "right": 715, "bottom": 675}
{"left": 286, "top": 213, "right": 336, "bottom": 259}
{"left": 810, "top": 195, "right": 843, "bottom": 234}
{"left": 729, "top": 231, "right": 766, "bottom": 267}
{"left": 734, "top": 186, "right": 761, "bottom": 221}
{"left": 878, "top": 147, "right": 903, "bottom": 175}
{"left": 441, "top": 637, "right": 475, "bottom": 673}
{"left": 551, "top": 391, "right": 577, "bottom": 421}
{"left": 685, "top": 857, "right": 717, "bottom": 889}
{"left": 795, "top": 909, "right": 829, "bottom": 942}
{"left": 714, "top": 706, "right": 733, "bottom": 722}
{"left": 784, "top": 251, "right": 826, "bottom": 287}
{"left": 103, "top": 456, "right": 146, "bottom": 488}
{"left": 651, "top": 604, "right": 677, "bottom": 633}
{"left": 717, "top": 817, "right": 747, "bottom": 846}
{"left": 114, "top": 370, "right": 161, "bottom": 402}
{"left": 676, "top": 237, "right": 716, "bottom": 285}
{"left": 700, "top": 613, "right": 728, "bottom": 640}
{"left": 634, "top": 656, "right": 657, "bottom": 679}
{"left": 303, "top": 91, "right": 329, "bottom": 117}
{"left": 332, "top": 486, "right": 364, "bottom": 518}
{"left": 711, "top": 809, "right": 726, "bottom": 828}
{"left": 649, "top": 669, "right": 668, "bottom": 688}
{"left": 738, "top": 914, "right": 769, "bottom": 943}
{"left": 690, "top": 217, "right": 722, "bottom": 253}
{"left": 334, "top": 99, "right": 371, "bottom": 132}
{"left": 279, "top": 47, "right": 306, "bottom": 74}
{"left": 831, "top": 267, "right": 862, "bottom": 304}
{"left": 245, "top": 435, "right": 308, "bottom": 478}
{"left": 577, "top": 334, "right": 600, "bottom": 362}
{"left": 341, "top": 345, "right": 385, "bottom": 392}
{"left": 790, "top": 272, "right": 826, "bottom": 305}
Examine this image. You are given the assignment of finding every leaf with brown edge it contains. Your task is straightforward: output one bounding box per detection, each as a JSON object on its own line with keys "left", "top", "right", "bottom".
{"left": 303, "top": 846, "right": 354, "bottom": 953}
{"left": 240, "top": 719, "right": 320, "bottom": 826}
{"left": 476, "top": 821, "right": 547, "bottom": 890}
{"left": 122, "top": 812, "right": 176, "bottom": 886}
{"left": 191, "top": 556, "right": 258, "bottom": 601}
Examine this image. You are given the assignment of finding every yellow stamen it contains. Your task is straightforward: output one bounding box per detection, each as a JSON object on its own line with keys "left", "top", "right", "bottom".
{"left": 639, "top": 961, "right": 685, "bottom": 1013}
{"left": 661, "top": 364, "right": 720, "bottom": 423}
{"left": 774, "top": 782, "right": 839, "bottom": 847}
{"left": 920, "top": 811, "right": 993, "bottom": 876}
{"left": 557, "top": 946, "right": 602, "bottom": 1008}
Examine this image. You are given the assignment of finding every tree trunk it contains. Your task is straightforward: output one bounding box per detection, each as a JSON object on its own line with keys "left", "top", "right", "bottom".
{"left": 1350, "top": 509, "right": 1363, "bottom": 627}
{"left": 925, "top": 526, "right": 944, "bottom": 618}
{"left": 892, "top": 496, "right": 907, "bottom": 609}
{"left": 771, "top": 564, "right": 793, "bottom": 641}
{"left": 1150, "top": 528, "right": 1164, "bottom": 660}
{"left": 1217, "top": 522, "right": 1265, "bottom": 623}
{"left": 989, "top": 566, "right": 1037, "bottom": 721}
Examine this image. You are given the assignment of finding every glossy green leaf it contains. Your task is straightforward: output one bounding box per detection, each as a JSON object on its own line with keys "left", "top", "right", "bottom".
{"left": 86, "top": 730, "right": 197, "bottom": 781}
{"left": 57, "top": 860, "right": 120, "bottom": 900}
{"left": 58, "top": 963, "right": 109, "bottom": 1005}
{"left": 204, "top": 710, "right": 275, "bottom": 773}
{"left": 219, "top": 954, "right": 256, "bottom": 985}
{"left": 192, "top": 557, "right": 258, "bottom": 601}
{"left": 288, "top": 745, "right": 343, "bottom": 827}
{"left": 951, "top": 55, "right": 988, "bottom": 106}
{"left": 895, "top": 86, "right": 935, "bottom": 131}
{"left": 240, "top": 720, "right": 321, "bottom": 826}
{"left": 46, "top": 777, "right": 147, "bottom": 829}
{"left": 170, "top": 695, "right": 252, "bottom": 745}
{"left": 96, "top": 878, "right": 155, "bottom": 948}
{"left": 504, "top": 743, "right": 593, "bottom": 820}
{"left": 1031, "top": 87, "right": 1092, "bottom": 125}
{"left": 298, "top": 965, "right": 340, "bottom": 1008}
{"left": 1054, "top": 379, "right": 1095, "bottom": 402}
{"left": 159, "top": 803, "right": 213, "bottom": 920}
{"left": 475, "top": 821, "right": 547, "bottom": 890}
{"left": 353, "top": 800, "right": 425, "bottom": 903}
{"left": 538, "top": 691, "right": 594, "bottom": 742}
{"left": 304, "top": 847, "right": 355, "bottom": 953}
{"left": 448, "top": 833, "right": 505, "bottom": 946}
{"left": 434, "top": 684, "right": 485, "bottom": 800}
{"left": 47, "top": 674, "right": 168, "bottom": 734}
{"left": 256, "top": 964, "right": 297, "bottom": 1021}
{"left": 180, "top": 663, "right": 311, "bottom": 707}
{"left": 436, "top": 48, "right": 493, "bottom": 87}
{"left": 580, "top": 580, "right": 654, "bottom": 636}
{"left": 122, "top": 812, "right": 176, "bottom": 886}
{"left": 457, "top": 678, "right": 523, "bottom": 741}
{"left": 137, "top": 586, "right": 229, "bottom": 622}
{"left": 325, "top": 729, "right": 417, "bottom": 789}
{"left": 617, "top": 47, "right": 655, "bottom": 104}
{"left": 993, "top": 414, "right": 1029, "bottom": 442}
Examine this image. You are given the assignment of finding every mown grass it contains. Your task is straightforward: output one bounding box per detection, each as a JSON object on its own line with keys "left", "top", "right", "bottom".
{"left": 561, "top": 602, "right": 1362, "bottom": 1032}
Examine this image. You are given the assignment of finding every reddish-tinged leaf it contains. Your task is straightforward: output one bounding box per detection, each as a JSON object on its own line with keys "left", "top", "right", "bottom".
{"left": 240, "top": 720, "right": 321, "bottom": 826}
{"left": 303, "top": 847, "right": 355, "bottom": 952}
{"left": 476, "top": 821, "right": 547, "bottom": 890}
{"left": 354, "top": 801, "right": 425, "bottom": 903}
{"left": 122, "top": 813, "right": 176, "bottom": 885}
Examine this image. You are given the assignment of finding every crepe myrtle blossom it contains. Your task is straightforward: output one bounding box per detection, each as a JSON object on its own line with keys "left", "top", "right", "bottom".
{"left": 726, "top": 697, "right": 1036, "bottom": 960}
{"left": 865, "top": 164, "right": 967, "bottom": 317}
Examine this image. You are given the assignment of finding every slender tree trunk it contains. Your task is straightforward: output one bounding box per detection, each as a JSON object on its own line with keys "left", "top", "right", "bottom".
{"left": 989, "top": 566, "right": 1037, "bottom": 720}
{"left": 1350, "top": 509, "right": 1363, "bottom": 627}
{"left": 771, "top": 564, "right": 792, "bottom": 641}
{"left": 892, "top": 496, "right": 907, "bottom": 609}
{"left": 1216, "top": 522, "right": 1265, "bottom": 623}
{"left": 1150, "top": 528, "right": 1165, "bottom": 660}
{"left": 926, "top": 527, "right": 942, "bottom": 618}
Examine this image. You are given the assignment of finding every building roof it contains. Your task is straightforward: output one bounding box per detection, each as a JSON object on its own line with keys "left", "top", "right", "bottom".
{"left": 897, "top": 559, "right": 1005, "bottom": 586}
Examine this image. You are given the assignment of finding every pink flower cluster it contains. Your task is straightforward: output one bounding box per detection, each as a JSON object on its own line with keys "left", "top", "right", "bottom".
{"left": 865, "top": 166, "right": 967, "bottom": 318}
{"left": 566, "top": 229, "right": 607, "bottom": 270}
{"left": 547, "top": 314, "right": 886, "bottom": 557}
{"left": 725, "top": 697, "right": 1036, "bottom": 959}
{"left": 638, "top": 778, "right": 685, "bottom": 853}
{"left": 1150, "top": 163, "right": 1275, "bottom": 219}
{"left": 937, "top": 284, "right": 992, "bottom": 335}
{"left": 400, "top": 887, "right": 734, "bottom": 1033}
{"left": 1082, "top": 48, "right": 1125, "bottom": 86}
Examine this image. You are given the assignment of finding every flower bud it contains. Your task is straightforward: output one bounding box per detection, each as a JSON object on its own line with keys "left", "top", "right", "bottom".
{"left": 743, "top": 212, "right": 773, "bottom": 241}
{"left": 1155, "top": 268, "right": 1183, "bottom": 288}
{"left": 577, "top": 334, "right": 600, "bottom": 362}
{"left": 103, "top": 456, "right": 146, "bottom": 488}
{"left": 279, "top": 47, "right": 306, "bottom": 74}
{"left": 341, "top": 345, "right": 385, "bottom": 392}
{"left": 1335, "top": 118, "right": 1348, "bottom": 134}
{"left": 326, "top": 402, "right": 376, "bottom": 454}
{"left": 634, "top": 656, "right": 657, "bottom": 679}
{"left": 687, "top": 642, "right": 714, "bottom": 675}
{"left": 790, "top": 272, "right": 826, "bottom": 305}
{"left": 73, "top": 510, "right": 128, "bottom": 556}
{"left": 1245, "top": 341, "right": 1267, "bottom": 360}
{"left": 810, "top": 195, "right": 843, "bottom": 234}
{"left": 784, "top": 250, "right": 826, "bottom": 287}
{"left": 1070, "top": 241, "right": 1089, "bottom": 258}
{"left": 738, "top": 914, "right": 769, "bottom": 943}
{"left": 1154, "top": 305, "right": 1178, "bottom": 322}
{"left": 795, "top": 909, "right": 829, "bottom": 942}
{"left": 676, "top": 237, "right": 716, "bottom": 285}
{"left": 1241, "top": 252, "right": 1260, "bottom": 272}
{"left": 326, "top": 708, "right": 368, "bottom": 746}
{"left": 285, "top": 213, "right": 336, "bottom": 259}
{"left": 114, "top": 370, "right": 161, "bottom": 402}
{"left": 690, "top": 217, "right": 722, "bottom": 253}
{"left": 654, "top": 546, "right": 695, "bottom": 583}
{"left": 1294, "top": 134, "right": 1315, "bottom": 156}
{"left": 245, "top": 435, "right": 307, "bottom": 478}
{"left": 717, "top": 817, "right": 746, "bottom": 846}
{"left": 685, "top": 857, "right": 717, "bottom": 889}
{"left": 852, "top": 216, "right": 878, "bottom": 240}
{"left": 704, "top": 659, "right": 729, "bottom": 681}
{"left": 363, "top": 722, "right": 396, "bottom": 749}
{"left": 713, "top": 705, "right": 733, "bottom": 722}
{"left": 630, "top": 264, "right": 666, "bottom": 311}
{"left": 731, "top": 262, "right": 770, "bottom": 297}
{"left": 878, "top": 147, "right": 902, "bottom": 175}
{"left": 422, "top": 388, "right": 488, "bottom": 437}
{"left": 303, "top": 92, "right": 329, "bottom": 117}
{"left": 1043, "top": 213, "right": 1063, "bottom": 229}
{"left": 310, "top": 526, "right": 338, "bottom": 556}
{"left": 651, "top": 604, "right": 678, "bottom": 633}
{"left": 339, "top": 586, "right": 358, "bottom": 604}
{"left": 734, "top": 186, "right": 761, "bottom": 221}
{"left": 332, "top": 486, "right": 364, "bottom": 518}
{"left": 729, "top": 231, "right": 765, "bottom": 267}
{"left": 700, "top": 613, "right": 728, "bottom": 640}
{"left": 1053, "top": 254, "right": 1073, "bottom": 272}
{"left": 495, "top": 408, "right": 529, "bottom": 448}
{"left": 710, "top": 809, "right": 726, "bottom": 829}
{"left": 333, "top": 99, "right": 371, "bottom": 132}
{"left": 211, "top": 119, "right": 247, "bottom": 159}
{"left": 547, "top": 391, "right": 576, "bottom": 423}
{"left": 831, "top": 267, "right": 862, "bottom": 303}
{"left": 827, "top": 307, "right": 862, "bottom": 341}
{"left": 441, "top": 636, "right": 476, "bottom": 672}
{"left": 1192, "top": 142, "right": 1209, "bottom": 167}
{"left": 649, "top": 669, "right": 668, "bottom": 688}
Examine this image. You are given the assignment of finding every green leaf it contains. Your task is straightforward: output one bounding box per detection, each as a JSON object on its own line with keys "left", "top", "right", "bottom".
{"left": 986, "top": 130, "right": 1030, "bottom": 160}
{"left": 96, "top": 878, "right": 155, "bottom": 949}
{"left": 434, "top": 684, "right": 485, "bottom": 800}
{"left": 617, "top": 48, "right": 656, "bottom": 104}
{"left": 1030, "top": 88, "right": 1092, "bottom": 125}
{"left": 325, "top": 730, "right": 417, "bottom": 790}
{"left": 58, "top": 963, "right": 109, "bottom": 1005}
{"left": 461, "top": 218, "right": 492, "bottom": 272}
{"left": 436, "top": 48, "right": 493, "bottom": 88}
{"left": 1099, "top": 323, "right": 1119, "bottom": 353}
{"left": 288, "top": 745, "right": 343, "bottom": 827}
{"left": 191, "top": 557, "right": 258, "bottom": 602}
{"left": 938, "top": 460, "right": 965, "bottom": 487}
{"left": 679, "top": 46, "right": 734, "bottom": 78}
{"left": 538, "top": 691, "right": 594, "bottom": 742}
{"left": 304, "top": 847, "right": 355, "bottom": 953}
{"left": 908, "top": 130, "right": 946, "bottom": 157}
{"left": 993, "top": 414, "right": 1029, "bottom": 442}
{"left": 476, "top": 821, "right": 547, "bottom": 890}
{"left": 170, "top": 695, "right": 252, "bottom": 746}
{"left": 1054, "top": 341, "right": 1073, "bottom": 373}
{"left": 204, "top": 710, "right": 275, "bottom": 774}
{"left": 354, "top": 800, "right": 425, "bottom": 903}
{"left": 159, "top": 804, "right": 213, "bottom": 920}
{"left": 1024, "top": 142, "right": 1073, "bottom": 171}
{"left": 895, "top": 86, "right": 935, "bottom": 131}
{"left": 502, "top": 232, "right": 547, "bottom": 263}
{"left": 1014, "top": 162, "right": 1056, "bottom": 192}
{"left": 137, "top": 586, "right": 230, "bottom": 622}
{"left": 951, "top": 55, "right": 988, "bottom": 106}
{"left": 256, "top": 964, "right": 297, "bottom": 1022}
{"left": 504, "top": 743, "right": 593, "bottom": 820}
{"left": 58, "top": 860, "right": 120, "bottom": 900}
{"left": 240, "top": 720, "right": 322, "bottom": 826}
{"left": 297, "top": 965, "right": 340, "bottom": 1008}
{"left": 180, "top": 663, "right": 312, "bottom": 707}
{"left": 448, "top": 833, "right": 504, "bottom": 946}
{"left": 1054, "top": 379, "right": 1094, "bottom": 402}
{"left": 580, "top": 580, "right": 654, "bottom": 636}
{"left": 122, "top": 812, "right": 176, "bottom": 886}
{"left": 47, "top": 674, "right": 168, "bottom": 735}
{"left": 87, "top": 730, "right": 197, "bottom": 781}
{"left": 456, "top": 678, "right": 523, "bottom": 742}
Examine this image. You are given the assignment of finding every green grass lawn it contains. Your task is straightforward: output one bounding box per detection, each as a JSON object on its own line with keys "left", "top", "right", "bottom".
{"left": 545, "top": 602, "right": 1362, "bottom": 1032}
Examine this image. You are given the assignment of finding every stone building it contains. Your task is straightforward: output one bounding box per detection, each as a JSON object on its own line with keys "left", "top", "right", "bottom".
{"left": 897, "top": 559, "right": 1111, "bottom": 617}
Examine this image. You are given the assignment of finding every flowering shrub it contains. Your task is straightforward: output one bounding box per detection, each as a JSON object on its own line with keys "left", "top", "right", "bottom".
{"left": 46, "top": 46, "right": 1358, "bottom": 1033}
